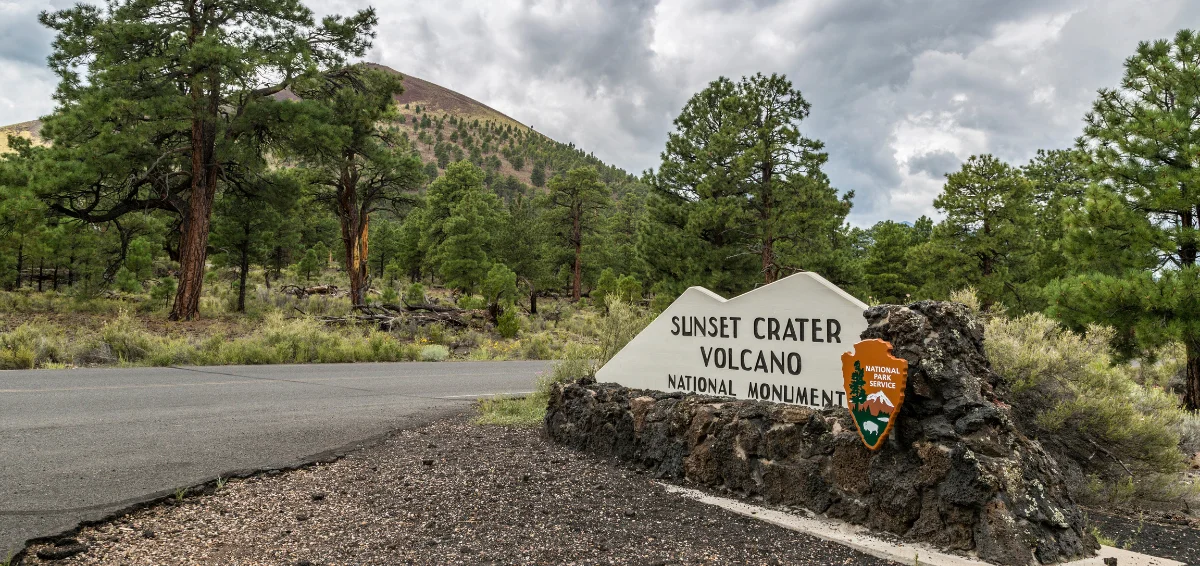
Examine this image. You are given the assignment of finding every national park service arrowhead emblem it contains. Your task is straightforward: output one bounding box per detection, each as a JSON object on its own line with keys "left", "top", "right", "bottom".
{"left": 842, "top": 339, "right": 908, "bottom": 450}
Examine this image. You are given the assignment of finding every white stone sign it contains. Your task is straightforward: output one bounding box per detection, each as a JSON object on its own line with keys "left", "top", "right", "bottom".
{"left": 596, "top": 272, "right": 868, "bottom": 408}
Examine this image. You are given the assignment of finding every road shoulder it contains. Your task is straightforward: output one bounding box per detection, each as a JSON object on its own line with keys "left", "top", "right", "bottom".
{"left": 18, "top": 413, "right": 897, "bottom": 565}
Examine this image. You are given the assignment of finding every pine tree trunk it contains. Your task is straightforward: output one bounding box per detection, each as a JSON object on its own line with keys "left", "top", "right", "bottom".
{"left": 1186, "top": 341, "right": 1200, "bottom": 412}
{"left": 530, "top": 287, "right": 538, "bottom": 315}
{"left": 761, "top": 162, "right": 775, "bottom": 285}
{"left": 337, "top": 158, "right": 371, "bottom": 307}
{"left": 572, "top": 209, "right": 582, "bottom": 301}
{"left": 171, "top": 101, "right": 219, "bottom": 321}
{"left": 37, "top": 257, "right": 44, "bottom": 292}
{"left": 52, "top": 264, "right": 59, "bottom": 291}
{"left": 236, "top": 226, "right": 250, "bottom": 313}
{"left": 14, "top": 239, "right": 23, "bottom": 289}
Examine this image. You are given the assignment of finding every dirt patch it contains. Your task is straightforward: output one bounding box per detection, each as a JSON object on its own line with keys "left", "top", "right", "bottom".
{"left": 19, "top": 415, "right": 896, "bottom": 565}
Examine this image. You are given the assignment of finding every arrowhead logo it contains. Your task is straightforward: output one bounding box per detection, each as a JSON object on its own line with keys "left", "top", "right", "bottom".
{"left": 842, "top": 339, "right": 908, "bottom": 450}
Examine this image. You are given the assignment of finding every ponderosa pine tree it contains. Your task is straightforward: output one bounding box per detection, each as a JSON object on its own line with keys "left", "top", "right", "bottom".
{"left": 37, "top": 0, "right": 377, "bottom": 320}
{"left": 862, "top": 220, "right": 926, "bottom": 304}
{"left": 433, "top": 188, "right": 499, "bottom": 292}
{"left": 292, "top": 66, "right": 424, "bottom": 306}
{"left": 210, "top": 172, "right": 299, "bottom": 312}
{"left": 495, "top": 193, "right": 554, "bottom": 313}
{"left": 546, "top": 167, "right": 609, "bottom": 300}
{"left": 422, "top": 161, "right": 504, "bottom": 290}
{"left": 921, "top": 155, "right": 1035, "bottom": 310}
{"left": 0, "top": 138, "right": 44, "bottom": 289}
{"left": 1051, "top": 30, "right": 1200, "bottom": 411}
{"left": 1021, "top": 149, "right": 1090, "bottom": 291}
{"left": 645, "top": 73, "right": 850, "bottom": 290}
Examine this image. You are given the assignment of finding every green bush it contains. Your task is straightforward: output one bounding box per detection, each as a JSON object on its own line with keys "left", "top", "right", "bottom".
{"left": 597, "top": 296, "right": 651, "bottom": 368}
{"left": 520, "top": 332, "right": 555, "bottom": 360}
{"left": 616, "top": 274, "right": 643, "bottom": 304}
{"left": 592, "top": 268, "right": 617, "bottom": 310}
{"left": 496, "top": 306, "right": 521, "bottom": 339}
{"left": 482, "top": 264, "right": 518, "bottom": 309}
{"left": 98, "top": 312, "right": 159, "bottom": 362}
{"left": 986, "top": 310, "right": 1189, "bottom": 501}
{"left": 380, "top": 285, "right": 399, "bottom": 305}
{"left": 404, "top": 282, "right": 426, "bottom": 305}
{"left": 419, "top": 344, "right": 450, "bottom": 361}
{"left": 114, "top": 267, "right": 141, "bottom": 293}
{"left": 0, "top": 322, "right": 67, "bottom": 369}
{"left": 150, "top": 277, "right": 177, "bottom": 309}
{"left": 457, "top": 295, "right": 486, "bottom": 310}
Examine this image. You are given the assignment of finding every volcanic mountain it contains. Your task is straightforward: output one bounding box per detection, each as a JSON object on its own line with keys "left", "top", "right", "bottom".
{"left": 1, "top": 65, "right": 628, "bottom": 189}
{"left": 2, "top": 65, "right": 526, "bottom": 141}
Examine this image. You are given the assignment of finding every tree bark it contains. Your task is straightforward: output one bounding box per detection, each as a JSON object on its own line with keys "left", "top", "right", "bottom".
{"left": 14, "top": 239, "right": 23, "bottom": 289}
{"left": 761, "top": 161, "right": 775, "bottom": 284}
{"left": 340, "top": 202, "right": 370, "bottom": 306}
{"left": 170, "top": 85, "right": 220, "bottom": 321}
{"left": 572, "top": 205, "right": 582, "bottom": 301}
{"left": 236, "top": 222, "right": 250, "bottom": 313}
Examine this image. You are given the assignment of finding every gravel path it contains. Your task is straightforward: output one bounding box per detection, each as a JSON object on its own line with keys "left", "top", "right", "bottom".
{"left": 19, "top": 412, "right": 897, "bottom": 566}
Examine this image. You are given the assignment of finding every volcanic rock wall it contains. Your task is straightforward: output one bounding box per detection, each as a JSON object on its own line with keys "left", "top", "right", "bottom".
{"left": 545, "top": 301, "right": 1097, "bottom": 565}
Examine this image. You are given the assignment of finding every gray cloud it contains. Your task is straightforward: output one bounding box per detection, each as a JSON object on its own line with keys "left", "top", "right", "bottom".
{"left": 2, "top": 0, "right": 1196, "bottom": 225}
{"left": 907, "top": 150, "right": 961, "bottom": 179}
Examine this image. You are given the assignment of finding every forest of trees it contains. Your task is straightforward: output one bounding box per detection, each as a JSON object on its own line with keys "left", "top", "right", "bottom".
{"left": 2, "top": 0, "right": 1200, "bottom": 411}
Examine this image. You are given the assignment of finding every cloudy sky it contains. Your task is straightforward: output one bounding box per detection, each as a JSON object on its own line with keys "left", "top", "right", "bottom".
{"left": 2, "top": 1, "right": 1197, "bottom": 225}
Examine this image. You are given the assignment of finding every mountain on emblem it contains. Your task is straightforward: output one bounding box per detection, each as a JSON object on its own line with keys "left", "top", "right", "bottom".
{"left": 842, "top": 339, "right": 909, "bottom": 450}
{"left": 862, "top": 391, "right": 894, "bottom": 416}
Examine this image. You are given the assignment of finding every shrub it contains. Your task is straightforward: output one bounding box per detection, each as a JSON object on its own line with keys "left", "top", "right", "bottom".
{"left": 543, "top": 342, "right": 599, "bottom": 389}
{"left": 404, "top": 282, "right": 426, "bottom": 305}
{"left": 0, "top": 322, "right": 67, "bottom": 369}
{"left": 150, "top": 277, "right": 177, "bottom": 309}
{"left": 986, "top": 310, "right": 1189, "bottom": 500}
{"left": 496, "top": 306, "right": 520, "bottom": 339}
{"left": 482, "top": 264, "right": 518, "bottom": 309}
{"left": 457, "top": 295, "right": 486, "bottom": 310}
{"left": 592, "top": 268, "right": 617, "bottom": 310}
{"left": 596, "top": 296, "right": 651, "bottom": 368}
{"left": 419, "top": 344, "right": 450, "bottom": 361}
{"left": 520, "top": 332, "right": 554, "bottom": 360}
{"left": 114, "top": 267, "right": 141, "bottom": 293}
{"left": 97, "top": 312, "right": 158, "bottom": 362}
{"left": 380, "top": 285, "right": 398, "bottom": 305}
{"left": 616, "top": 274, "right": 643, "bottom": 304}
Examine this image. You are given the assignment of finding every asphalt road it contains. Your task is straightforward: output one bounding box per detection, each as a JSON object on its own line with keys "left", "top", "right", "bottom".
{"left": 0, "top": 360, "right": 549, "bottom": 558}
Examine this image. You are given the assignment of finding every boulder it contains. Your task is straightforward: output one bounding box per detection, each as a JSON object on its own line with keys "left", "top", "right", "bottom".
{"left": 545, "top": 301, "right": 1097, "bottom": 565}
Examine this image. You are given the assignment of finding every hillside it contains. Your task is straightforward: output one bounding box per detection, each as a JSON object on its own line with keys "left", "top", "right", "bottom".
{"left": 0, "top": 120, "right": 42, "bottom": 154}
{"left": 0, "top": 66, "right": 633, "bottom": 189}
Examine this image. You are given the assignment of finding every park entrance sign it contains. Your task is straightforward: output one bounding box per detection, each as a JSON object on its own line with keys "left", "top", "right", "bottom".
{"left": 596, "top": 272, "right": 868, "bottom": 408}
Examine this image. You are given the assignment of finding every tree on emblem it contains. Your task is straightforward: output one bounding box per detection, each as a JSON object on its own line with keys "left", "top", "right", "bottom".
{"left": 848, "top": 361, "right": 867, "bottom": 410}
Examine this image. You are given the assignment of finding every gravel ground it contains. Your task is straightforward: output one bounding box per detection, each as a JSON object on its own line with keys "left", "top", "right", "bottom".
{"left": 19, "top": 412, "right": 896, "bottom": 566}
{"left": 1086, "top": 508, "right": 1200, "bottom": 566}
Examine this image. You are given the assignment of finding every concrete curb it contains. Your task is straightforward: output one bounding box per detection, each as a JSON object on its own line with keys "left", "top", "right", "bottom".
{"left": 659, "top": 484, "right": 1183, "bottom": 566}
